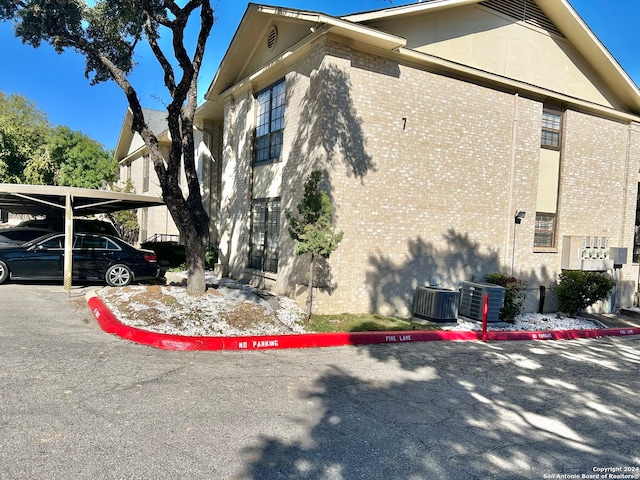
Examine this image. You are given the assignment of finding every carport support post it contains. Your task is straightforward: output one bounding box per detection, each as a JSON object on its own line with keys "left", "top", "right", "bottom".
{"left": 64, "top": 193, "right": 74, "bottom": 296}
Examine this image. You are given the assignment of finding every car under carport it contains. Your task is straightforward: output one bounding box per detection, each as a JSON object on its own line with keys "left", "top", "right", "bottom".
{"left": 0, "top": 183, "right": 165, "bottom": 291}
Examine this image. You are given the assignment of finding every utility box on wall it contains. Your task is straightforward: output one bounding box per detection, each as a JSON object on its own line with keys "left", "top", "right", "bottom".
{"left": 609, "top": 247, "right": 628, "bottom": 267}
{"left": 561, "top": 236, "right": 613, "bottom": 271}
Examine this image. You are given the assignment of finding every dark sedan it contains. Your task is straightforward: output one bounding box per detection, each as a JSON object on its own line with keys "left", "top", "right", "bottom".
{"left": 0, "top": 233, "right": 160, "bottom": 287}
{"left": 0, "top": 227, "right": 54, "bottom": 246}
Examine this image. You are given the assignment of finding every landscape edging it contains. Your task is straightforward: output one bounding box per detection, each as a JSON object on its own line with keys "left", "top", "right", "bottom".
{"left": 85, "top": 291, "right": 640, "bottom": 351}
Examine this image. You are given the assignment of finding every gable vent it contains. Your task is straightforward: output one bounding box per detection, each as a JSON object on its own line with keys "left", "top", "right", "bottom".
{"left": 267, "top": 26, "right": 278, "bottom": 49}
{"left": 481, "top": 0, "right": 563, "bottom": 37}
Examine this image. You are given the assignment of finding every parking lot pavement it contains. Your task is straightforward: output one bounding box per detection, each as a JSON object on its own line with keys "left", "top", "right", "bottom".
{"left": 1, "top": 283, "right": 639, "bottom": 479}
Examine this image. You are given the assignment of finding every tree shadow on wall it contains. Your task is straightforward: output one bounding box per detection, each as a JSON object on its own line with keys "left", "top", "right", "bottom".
{"left": 218, "top": 111, "right": 254, "bottom": 276}
{"left": 290, "top": 255, "right": 338, "bottom": 296}
{"left": 366, "top": 229, "right": 557, "bottom": 316}
{"left": 281, "top": 63, "right": 376, "bottom": 296}
{"left": 284, "top": 62, "right": 376, "bottom": 189}
{"left": 367, "top": 229, "right": 502, "bottom": 315}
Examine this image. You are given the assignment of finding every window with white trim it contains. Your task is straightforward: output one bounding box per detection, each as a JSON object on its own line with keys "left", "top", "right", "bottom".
{"left": 534, "top": 212, "right": 556, "bottom": 247}
{"left": 541, "top": 108, "right": 562, "bottom": 149}
{"left": 254, "top": 80, "right": 285, "bottom": 165}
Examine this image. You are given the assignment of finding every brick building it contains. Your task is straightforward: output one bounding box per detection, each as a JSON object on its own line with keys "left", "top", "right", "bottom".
{"left": 130, "top": 1, "right": 640, "bottom": 316}
{"left": 114, "top": 108, "right": 218, "bottom": 245}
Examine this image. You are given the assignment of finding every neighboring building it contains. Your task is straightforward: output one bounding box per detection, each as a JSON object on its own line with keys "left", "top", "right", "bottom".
{"left": 113, "top": 108, "right": 219, "bottom": 245}
{"left": 132, "top": 0, "right": 640, "bottom": 316}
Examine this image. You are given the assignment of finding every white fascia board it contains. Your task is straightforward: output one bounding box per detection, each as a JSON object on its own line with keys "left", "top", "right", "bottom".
{"left": 538, "top": 0, "right": 640, "bottom": 112}
{"left": 117, "top": 145, "right": 148, "bottom": 166}
{"left": 113, "top": 108, "right": 134, "bottom": 161}
{"left": 342, "top": 0, "right": 480, "bottom": 23}
{"left": 218, "top": 45, "right": 302, "bottom": 101}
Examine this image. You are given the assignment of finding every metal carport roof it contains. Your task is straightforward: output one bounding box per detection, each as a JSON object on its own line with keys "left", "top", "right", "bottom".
{"left": 0, "top": 184, "right": 166, "bottom": 292}
{"left": 0, "top": 183, "right": 165, "bottom": 216}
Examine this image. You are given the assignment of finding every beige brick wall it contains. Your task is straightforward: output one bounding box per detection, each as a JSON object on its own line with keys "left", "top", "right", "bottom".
{"left": 218, "top": 92, "right": 254, "bottom": 276}
{"left": 202, "top": 121, "right": 223, "bottom": 245}
{"left": 554, "top": 113, "right": 640, "bottom": 307}
{"left": 219, "top": 36, "right": 639, "bottom": 316}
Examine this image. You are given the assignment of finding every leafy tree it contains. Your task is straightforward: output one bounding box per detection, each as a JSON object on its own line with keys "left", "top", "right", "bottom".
{"left": 22, "top": 148, "right": 57, "bottom": 185}
{"left": 0, "top": 92, "right": 51, "bottom": 183}
{"left": 285, "top": 171, "right": 344, "bottom": 320}
{"left": 0, "top": 1, "right": 214, "bottom": 295}
{"left": 106, "top": 180, "right": 140, "bottom": 245}
{"left": 0, "top": 92, "right": 113, "bottom": 186}
{"left": 48, "top": 125, "right": 117, "bottom": 188}
{"left": 556, "top": 270, "right": 616, "bottom": 317}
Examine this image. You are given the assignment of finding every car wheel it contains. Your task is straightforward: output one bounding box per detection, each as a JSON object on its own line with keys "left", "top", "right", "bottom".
{"left": 0, "top": 260, "right": 8, "bottom": 284}
{"left": 105, "top": 264, "right": 133, "bottom": 287}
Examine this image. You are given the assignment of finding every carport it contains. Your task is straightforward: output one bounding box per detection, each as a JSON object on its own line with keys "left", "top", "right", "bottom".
{"left": 0, "top": 184, "right": 165, "bottom": 292}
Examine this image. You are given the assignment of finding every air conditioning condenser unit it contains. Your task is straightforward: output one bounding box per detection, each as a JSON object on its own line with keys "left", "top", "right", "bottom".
{"left": 459, "top": 281, "right": 505, "bottom": 322}
{"left": 412, "top": 286, "right": 460, "bottom": 322}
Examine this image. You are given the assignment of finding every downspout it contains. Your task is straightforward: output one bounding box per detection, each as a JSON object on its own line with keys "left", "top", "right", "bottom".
{"left": 625, "top": 122, "right": 640, "bottom": 305}
{"left": 614, "top": 122, "right": 633, "bottom": 309}
{"left": 505, "top": 93, "right": 520, "bottom": 271}
{"left": 621, "top": 122, "right": 632, "bottom": 247}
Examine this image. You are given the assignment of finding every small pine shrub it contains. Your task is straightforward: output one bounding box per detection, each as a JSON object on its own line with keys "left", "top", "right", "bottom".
{"left": 484, "top": 273, "right": 529, "bottom": 324}
{"left": 556, "top": 270, "right": 616, "bottom": 317}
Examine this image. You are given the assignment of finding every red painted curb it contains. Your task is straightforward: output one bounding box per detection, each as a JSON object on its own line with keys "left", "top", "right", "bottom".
{"left": 86, "top": 293, "right": 640, "bottom": 351}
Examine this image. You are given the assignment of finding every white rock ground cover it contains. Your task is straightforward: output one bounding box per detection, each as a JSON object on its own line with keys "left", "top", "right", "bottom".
{"left": 95, "top": 275, "right": 603, "bottom": 337}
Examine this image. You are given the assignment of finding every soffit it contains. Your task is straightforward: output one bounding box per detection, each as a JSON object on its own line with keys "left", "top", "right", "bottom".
{"left": 536, "top": 0, "right": 640, "bottom": 113}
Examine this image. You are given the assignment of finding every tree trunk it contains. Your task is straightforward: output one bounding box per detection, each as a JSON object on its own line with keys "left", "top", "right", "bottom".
{"left": 306, "top": 253, "right": 315, "bottom": 320}
{"left": 185, "top": 231, "right": 207, "bottom": 295}
{"left": 145, "top": 143, "right": 209, "bottom": 296}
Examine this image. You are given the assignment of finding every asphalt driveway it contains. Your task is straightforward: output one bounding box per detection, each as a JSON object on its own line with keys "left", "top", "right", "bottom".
{"left": 1, "top": 283, "right": 639, "bottom": 479}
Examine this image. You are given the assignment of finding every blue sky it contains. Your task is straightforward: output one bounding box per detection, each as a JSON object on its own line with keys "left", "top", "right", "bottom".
{"left": 0, "top": 0, "right": 639, "bottom": 151}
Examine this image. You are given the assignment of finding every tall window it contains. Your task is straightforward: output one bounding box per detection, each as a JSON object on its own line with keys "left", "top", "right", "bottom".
{"left": 255, "top": 79, "right": 285, "bottom": 165}
{"left": 534, "top": 213, "right": 556, "bottom": 247}
{"left": 142, "top": 155, "right": 150, "bottom": 192}
{"left": 541, "top": 108, "right": 562, "bottom": 149}
{"left": 249, "top": 198, "right": 281, "bottom": 273}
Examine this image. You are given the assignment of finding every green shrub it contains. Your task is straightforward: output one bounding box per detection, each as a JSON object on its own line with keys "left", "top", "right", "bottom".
{"left": 484, "top": 273, "right": 529, "bottom": 324}
{"left": 205, "top": 246, "right": 218, "bottom": 269}
{"left": 556, "top": 270, "right": 616, "bottom": 317}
